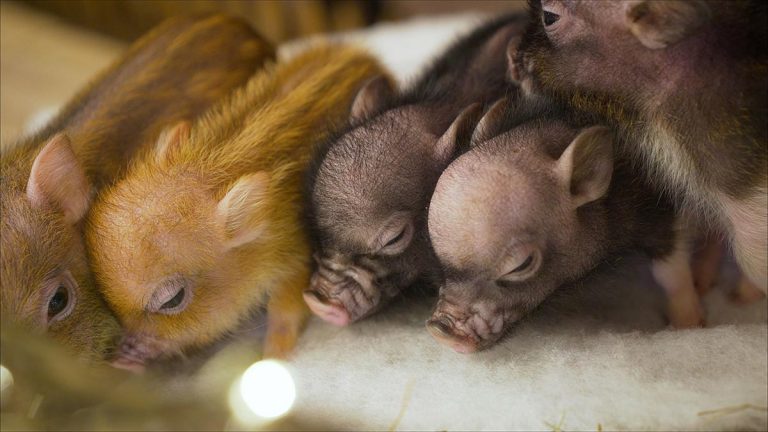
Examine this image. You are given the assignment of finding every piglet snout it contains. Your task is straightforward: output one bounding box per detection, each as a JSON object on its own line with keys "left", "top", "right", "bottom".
{"left": 426, "top": 316, "right": 479, "bottom": 354}
{"left": 303, "top": 289, "right": 351, "bottom": 326}
{"left": 109, "top": 333, "right": 163, "bottom": 373}
{"left": 305, "top": 268, "right": 382, "bottom": 325}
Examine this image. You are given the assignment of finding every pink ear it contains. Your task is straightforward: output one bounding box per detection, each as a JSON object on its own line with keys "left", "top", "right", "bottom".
{"left": 154, "top": 121, "right": 191, "bottom": 163}
{"left": 625, "top": 0, "right": 711, "bottom": 49}
{"left": 216, "top": 172, "right": 270, "bottom": 250}
{"left": 434, "top": 103, "right": 484, "bottom": 164}
{"left": 26, "top": 134, "right": 91, "bottom": 224}
{"left": 471, "top": 97, "right": 509, "bottom": 145}
{"left": 349, "top": 75, "right": 396, "bottom": 123}
{"left": 556, "top": 126, "right": 614, "bottom": 208}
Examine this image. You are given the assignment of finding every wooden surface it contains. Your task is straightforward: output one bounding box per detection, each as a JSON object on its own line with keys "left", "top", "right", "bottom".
{"left": 0, "top": 2, "right": 124, "bottom": 149}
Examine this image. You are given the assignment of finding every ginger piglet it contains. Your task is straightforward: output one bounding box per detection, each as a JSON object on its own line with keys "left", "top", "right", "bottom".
{"left": 0, "top": 14, "right": 273, "bottom": 363}
{"left": 86, "top": 45, "right": 387, "bottom": 370}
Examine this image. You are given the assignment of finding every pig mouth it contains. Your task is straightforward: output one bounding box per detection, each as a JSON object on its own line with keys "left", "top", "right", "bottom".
{"left": 426, "top": 299, "right": 512, "bottom": 354}
{"left": 110, "top": 333, "right": 170, "bottom": 373}
{"left": 304, "top": 268, "right": 388, "bottom": 326}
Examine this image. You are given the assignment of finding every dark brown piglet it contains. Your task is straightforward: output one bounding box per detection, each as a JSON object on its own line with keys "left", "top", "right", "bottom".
{"left": 426, "top": 97, "right": 705, "bottom": 353}
{"left": 0, "top": 14, "right": 273, "bottom": 362}
{"left": 517, "top": 0, "right": 767, "bottom": 292}
{"left": 305, "top": 13, "right": 528, "bottom": 326}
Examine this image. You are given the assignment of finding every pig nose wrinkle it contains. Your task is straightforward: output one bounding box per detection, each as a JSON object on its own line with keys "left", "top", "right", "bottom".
{"left": 432, "top": 316, "right": 455, "bottom": 337}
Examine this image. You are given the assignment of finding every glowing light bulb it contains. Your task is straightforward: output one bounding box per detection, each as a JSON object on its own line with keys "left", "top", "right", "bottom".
{"left": 228, "top": 360, "right": 296, "bottom": 425}
{"left": 0, "top": 365, "right": 13, "bottom": 393}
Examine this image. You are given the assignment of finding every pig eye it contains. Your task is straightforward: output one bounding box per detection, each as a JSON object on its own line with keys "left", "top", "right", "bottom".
{"left": 543, "top": 11, "right": 560, "bottom": 27}
{"left": 510, "top": 255, "right": 533, "bottom": 273}
{"left": 149, "top": 276, "right": 193, "bottom": 315}
{"left": 384, "top": 228, "right": 406, "bottom": 247}
{"left": 498, "top": 248, "right": 541, "bottom": 283}
{"left": 375, "top": 215, "right": 414, "bottom": 256}
{"left": 160, "top": 288, "right": 185, "bottom": 311}
{"left": 48, "top": 287, "right": 69, "bottom": 317}
{"left": 44, "top": 271, "right": 77, "bottom": 325}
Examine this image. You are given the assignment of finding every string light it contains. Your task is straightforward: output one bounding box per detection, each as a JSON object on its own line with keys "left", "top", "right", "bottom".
{"left": 0, "top": 364, "right": 13, "bottom": 393}
{"left": 228, "top": 360, "right": 296, "bottom": 426}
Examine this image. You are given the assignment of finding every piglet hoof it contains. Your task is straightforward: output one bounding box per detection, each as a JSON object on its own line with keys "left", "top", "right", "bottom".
{"left": 426, "top": 318, "right": 478, "bottom": 354}
{"left": 263, "top": 309, "right": 308, "bottom": 359}
{"left": 667, "top": 304, "right": 706, "bottom": 329}
{"left": 263, "top": 328, "right": 295, "bottom": 359}
{"left": 303, "top": 290, "right": 350, "bottom": 326}
{"left": 729, "top": 277, "right": 766, "bottom": 305}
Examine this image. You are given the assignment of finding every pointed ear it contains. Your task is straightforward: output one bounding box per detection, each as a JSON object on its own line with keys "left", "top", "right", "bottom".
{"left": 506, "top": 35, "right": 523, "bottom": 83}
{"left": 349, "top": 75, "right": 396, "bottom": 123}
{"left": 216, "top": 172, "right": 270, "bottom": 250}
{"left": 154, "top": 121, "right": 191, "bottom": 163}
{"left": 625, "top": 0, "right": 711, "bottom": 49}
{"left": 26, "top": 134, "right": 91, "bottom": 224}
{"left": 434, "top": 103, "right": 484, "bottom": 164}
{"left": 471, "top": 98, "right": 509, "bottom": 145}
{"left": 556, "top": 126, "right": 614, "bottom": 208}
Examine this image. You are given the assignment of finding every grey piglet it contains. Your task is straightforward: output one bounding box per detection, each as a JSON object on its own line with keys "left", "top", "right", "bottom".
{"left": 304, "top": 13, "right": 528, "bottom": 325}
{"left": 426, "top": 96, "right": 705, "bottom": 353}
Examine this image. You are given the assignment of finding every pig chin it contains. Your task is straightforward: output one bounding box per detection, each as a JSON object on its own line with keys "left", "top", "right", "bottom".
{"left": 426, "top": 298, "right": 516, "bottom": 354}
{"left": 110, "top": 332, "right": 176, "bottom": 373}
{"left": 304, "top": 270, "right": 391, "bottom": 326}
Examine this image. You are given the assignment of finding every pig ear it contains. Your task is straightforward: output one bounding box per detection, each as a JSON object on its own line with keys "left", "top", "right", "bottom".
{"left": 434, "top": 103, "right": 484, "bottom": 163}
{"left": 216, "top": 172, "right": 270, "bottom": 250}
{"left": 625, "top": 0, "right": 711, "bottom": 49}
{"left": 349, "top": 75, "right": 395, "bottom": 123}
{"left": 154, "top": 121, "right": 191, "bottom": 163}
{"left": 26, "top": 134, "right": 91, "bottom": 224}
{"left": 556, "top": 126, "right": 614, "bottom": 208}
{"left": 506, "top": 36, "right": 524, "bottom": 83}
{"left": 471, "top": 98, "right": 509, "bottom": 145}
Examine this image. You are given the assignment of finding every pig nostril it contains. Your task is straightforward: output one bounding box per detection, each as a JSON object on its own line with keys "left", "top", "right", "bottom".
{"left": 427, "top": 317, "right": 455, "bottom": 337}
{"left": 303, "top": 289, "right": 329, "bottom": 304}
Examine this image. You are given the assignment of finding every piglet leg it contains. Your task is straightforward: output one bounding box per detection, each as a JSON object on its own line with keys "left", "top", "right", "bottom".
{"left": 263, "top": 268, "right": 311, "bottom": 359}
{"left": 690, "top": 234, "right": 725, "bottom": 296}
{"left": 722, "top": 188, "right": 768, "bottom": 293}
{"left": 731, "top": 275, "right": 766, "bottom": 304}
{"left": 651, "top": 237, "right": 704, "bottom": 328}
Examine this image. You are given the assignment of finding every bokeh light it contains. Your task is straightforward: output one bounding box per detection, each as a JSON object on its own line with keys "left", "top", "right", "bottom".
{"left": 228, "top": 360, "right": 296, "bottom": 426}
{"left": 0, "top": 364, "right": 13, "bottom": 393}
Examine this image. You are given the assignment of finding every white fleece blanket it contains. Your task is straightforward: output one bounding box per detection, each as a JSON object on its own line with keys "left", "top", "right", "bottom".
{"left": 282, "top": 14, "right": 768, "bottom": 431}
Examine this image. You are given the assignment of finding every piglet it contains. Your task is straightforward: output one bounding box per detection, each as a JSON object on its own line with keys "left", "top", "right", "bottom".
{"left": 305, "top": 13, "right": 528, "bottom": 326}
{"left": 87, "top": 45, "right": 386, "bottom": 371}
{"left": 0, "top": 15, "right": 272, "bottom": 363}
{"left": 517, "top": 0, "right": 767, "bottom": 292}
{"left": 427, "top": 97, "right": 704, "bottom": 353}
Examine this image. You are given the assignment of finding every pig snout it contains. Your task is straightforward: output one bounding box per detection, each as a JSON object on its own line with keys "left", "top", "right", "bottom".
{"left": 426, "top": 299, "right": 508, "bottom": 354}
{"left": 110, "top": 333, "right": 164, "bottom": 373}
{"left": 304, "top": 265, "right": 382, "bottom": 326}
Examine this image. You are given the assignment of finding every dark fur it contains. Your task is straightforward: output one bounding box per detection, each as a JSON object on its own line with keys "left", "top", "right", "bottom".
{"left": 303, "top": 13, "right": 529, "bottom": 323}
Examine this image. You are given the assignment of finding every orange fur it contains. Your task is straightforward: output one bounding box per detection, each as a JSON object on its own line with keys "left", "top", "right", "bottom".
{"left": 0, "top": 14, "right": 273, "bottom": 362}
{"left": 87, "top": 44, "right": 388, "bottom": 362}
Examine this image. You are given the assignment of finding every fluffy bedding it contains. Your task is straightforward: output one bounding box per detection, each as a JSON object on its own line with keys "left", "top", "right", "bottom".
{"left": 282, "top": 14, "right": 768, "bottom": 431}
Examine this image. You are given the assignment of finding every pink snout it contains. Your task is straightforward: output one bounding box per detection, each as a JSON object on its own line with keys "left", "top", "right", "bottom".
{"left": 303, "top": 290, "right": 351, "bottom": 326}
{"left": 426, "top": 317, "right": 479, "bottom": 354}
{"left": 109, "top": 333, "right": 164, "bottom": 373}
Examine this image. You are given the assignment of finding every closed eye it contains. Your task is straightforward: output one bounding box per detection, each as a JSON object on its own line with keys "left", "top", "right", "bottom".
{"left": 160, "top": 288, "right": 185, "bottom": 310}
{"left": 509, "top": 255, "right": 533, "bottom": 273}
{"left": 384, "top": 228, "right": 405, "bottom": 247}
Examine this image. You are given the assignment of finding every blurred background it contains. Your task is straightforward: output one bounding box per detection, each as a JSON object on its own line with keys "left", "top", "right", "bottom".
{"left": 1, "top": 0, "right": 520, "bottom": 148}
